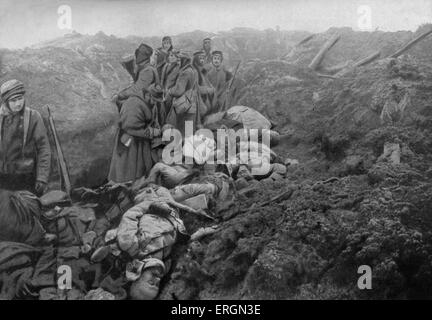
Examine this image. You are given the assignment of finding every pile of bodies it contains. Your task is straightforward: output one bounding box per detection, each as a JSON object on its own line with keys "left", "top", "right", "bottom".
{"left": 0, "top": 102, "right": 293, "bottom": 300}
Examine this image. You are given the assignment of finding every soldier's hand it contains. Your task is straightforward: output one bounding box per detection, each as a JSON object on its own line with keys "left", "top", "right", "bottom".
{"left": 152, "top": 127, "right": 161, "bottom": 137}
{"left": 35, "top": 181, "right": 47, "bottom": 197}
{"left": 142, "top": 128, "right": 152, "bottom": 139}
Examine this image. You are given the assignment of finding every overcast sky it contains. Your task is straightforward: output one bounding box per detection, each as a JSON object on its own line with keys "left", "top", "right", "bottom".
{"left": 0, "top": 0, "right": 431, "bottom": 48}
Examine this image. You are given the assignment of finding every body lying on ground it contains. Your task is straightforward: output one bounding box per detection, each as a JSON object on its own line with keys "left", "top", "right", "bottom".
{"left": 115, "top": 185, "right": 189, "bottom": 299}
{"left": 0, "top": 189, "right": 51, "bottom": 246}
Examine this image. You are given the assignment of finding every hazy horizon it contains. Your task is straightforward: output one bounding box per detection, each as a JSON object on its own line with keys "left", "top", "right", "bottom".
{"left": 1, "top": 0, "right": 431, "bottom": 49}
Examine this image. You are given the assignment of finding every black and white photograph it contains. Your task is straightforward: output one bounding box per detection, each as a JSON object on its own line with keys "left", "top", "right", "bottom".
{"left": 1, "top": 0, "right": 432, "bottom": 306}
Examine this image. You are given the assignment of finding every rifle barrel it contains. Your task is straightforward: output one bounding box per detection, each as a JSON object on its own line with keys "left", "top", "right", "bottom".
{"left": 46, "top": 106, "right": 72, "bottom": 196}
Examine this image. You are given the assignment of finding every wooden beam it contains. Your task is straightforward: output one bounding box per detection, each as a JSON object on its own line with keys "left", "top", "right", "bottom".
{"left": 354, "top": 50, "right": 381, "bottom": 67}
{"left": 308, "top": 34, "right": 340, "bottom": 71}
{"left": 389, "top": 28, "right": 432, "bottom": 58}
{"left": 335, "top": 50, "right": 381, "bottom": 77}
{"left": 282, "top": 34, "right": 315, "bottom": 60}
{"left": 297, "top": 34, "right": 315, "bottom": 46}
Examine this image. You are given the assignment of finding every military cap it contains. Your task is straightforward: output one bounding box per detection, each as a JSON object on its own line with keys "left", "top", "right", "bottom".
{"left": 135, "top": 43, "right": 153, "bottom": 64}
{"left": 211, "top": 50, "right": 223, "bottom": 57}
{"left": 193, "top": 50, "right": 205, "bottom": 56}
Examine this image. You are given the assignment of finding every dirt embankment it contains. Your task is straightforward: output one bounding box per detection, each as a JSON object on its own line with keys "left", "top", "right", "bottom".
{"left": 159, "top": 27, "right": 432, "bottom": 300}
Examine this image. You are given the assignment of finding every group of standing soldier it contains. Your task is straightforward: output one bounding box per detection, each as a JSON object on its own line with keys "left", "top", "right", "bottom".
{"left": 0, "top": 37, "right": 237, "bottom": 196}
{"left": 109, "top": 37, "right": 235, "bottom": 184}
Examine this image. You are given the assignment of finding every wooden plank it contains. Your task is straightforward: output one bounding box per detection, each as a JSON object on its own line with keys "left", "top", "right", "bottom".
{"left": 389, "top": 29, "right": 432, "bottom": 59}
{"left": 335, "top": 50, "right": 381, "bottom": 77}
{"left": 308, "top": 34, "right": 340, "bottom": 71}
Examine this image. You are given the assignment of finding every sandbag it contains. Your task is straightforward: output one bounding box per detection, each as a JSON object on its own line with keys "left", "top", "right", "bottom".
{"left": 226, "top": 106, "right": 271, "bottom": 130}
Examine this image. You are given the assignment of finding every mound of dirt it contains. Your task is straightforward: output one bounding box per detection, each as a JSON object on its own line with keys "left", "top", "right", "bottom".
{"left": 156, "top": 26, "right": 432, "bottom": 300}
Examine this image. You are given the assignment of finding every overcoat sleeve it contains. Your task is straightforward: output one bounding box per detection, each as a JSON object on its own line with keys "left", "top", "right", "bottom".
{"left": 120, "top": 100, "right": 153, "bottom": 139}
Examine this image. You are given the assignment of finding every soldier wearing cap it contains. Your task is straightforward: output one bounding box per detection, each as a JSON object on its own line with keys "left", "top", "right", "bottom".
{"left": 154, "top": 36, "right": 173, "bottom": 79}
{"left": 119, "top": 43, "right": 160, "bottom": 101}
{"left": 108, "top": 79, "right": 161, "bottom": 183}
{"left": 208, "top": 50, "right": 233, "bottom": 112}
{"left": 192, "top": 50, "right": 216, "bottom": 115}
{"left": 164, "top": 51, "right": 199, "bottom": 136}
{"left": 202, "top": 37, "right": 213, "bottom": 67}
{"left": 0, "top": 80, "right": 51, "bottom": 195}
{"left": 160, "top": 48, "right": 180, "bottom": 124}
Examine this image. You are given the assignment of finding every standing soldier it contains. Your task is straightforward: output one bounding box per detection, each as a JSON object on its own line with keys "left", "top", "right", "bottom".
{"left": 118, "top": 43, "right": 159, "bottom": 101}
{"left": 155, "top": 36, "right": 173, "bottom": 79}
{"left": 0, "top": 80, "right": 51, "bottom": 195}
{"left": 164, "top": 51, "right": 198, "bottom": 136}
{"left": 202, "top": 38, "right": 213, "bottom": 69}
{"left": 207, "top": 51, "right": 232, "bottom": 112}
{"left": 116, "top": 43, "right": 163, "bottom": 139}
{"left": 192, "top": 50, "right": 216, "bottom": 116}
{"left": 160, "top": 48, "right": 180, "bottom": 124}
{"left": 108, "top": 85, "right": 161, "bottom": 183}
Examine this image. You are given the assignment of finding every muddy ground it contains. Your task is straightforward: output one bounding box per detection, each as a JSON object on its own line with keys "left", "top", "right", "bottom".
{"left": 158, "top": 54, "right": 432, "bottom": 299}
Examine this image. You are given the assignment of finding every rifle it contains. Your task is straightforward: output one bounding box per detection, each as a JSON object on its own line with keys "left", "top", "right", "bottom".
{"left": 194, "top": 76, "right": 202, "bottom": 130}
{"left": 46, "top": 106, "right": 72, "bottom": 197}
{"left": 223, "top": 60, "right": 241, "bottom": 112}
{"left": 168, "top": 200, "right": 218, "bottom": 222}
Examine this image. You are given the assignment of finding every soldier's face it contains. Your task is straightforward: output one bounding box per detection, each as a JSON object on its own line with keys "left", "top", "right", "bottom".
{"left": 168, "top": 52, "right": 177, "bottom": 64}
{"left": 198, "top": 54, "right": 205, "bottom": 66}
{"left": 212, "top": 55, "right": 222, "bottom": 67}
{"left": 196, "top": 54, "right": 205, "bottom": 67}
{"left": 8, "top": 95, "right": 25, "bottom": 113}
{"left": 162, "top": 39, "right": 172, "bottom": 50}
{"left": 203, "top": 41, "right": 211, "bottom": 51}
{"left": 130, "top": 267, "right": 163, "bottom": 300}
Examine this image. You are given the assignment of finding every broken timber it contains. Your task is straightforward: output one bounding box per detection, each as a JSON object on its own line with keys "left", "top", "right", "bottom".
{"left": 308, "top": 34, "right": 340, "bottom": 71}
{"left": 282, "top": 34, "right": 315, "bottom": 59}
{"left": 335, "top": 50, "right": 381, "bottom": 77}
{"left": 389, "top": 28, "right": 432, "bottom": 59}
